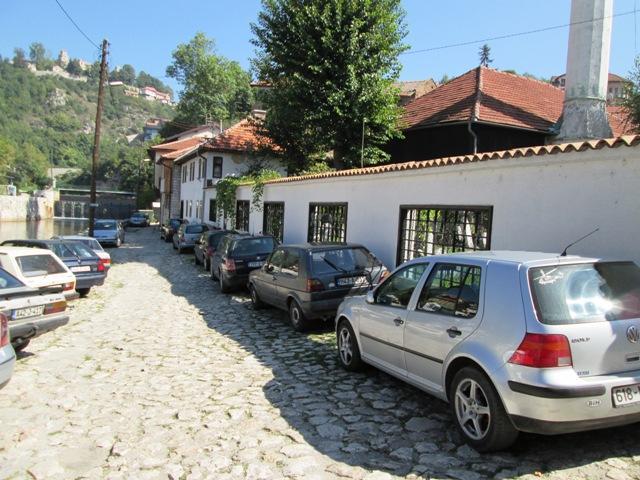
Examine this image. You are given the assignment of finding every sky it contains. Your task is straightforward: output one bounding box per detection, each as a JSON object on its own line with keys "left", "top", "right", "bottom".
{"left": 0, "top": 0, "right": 637, "bottom": 96}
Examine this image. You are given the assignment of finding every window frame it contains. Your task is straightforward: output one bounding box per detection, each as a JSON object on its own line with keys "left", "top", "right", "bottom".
{"left": 307, "top": 202, "right": 348, "bottom": 243}
{"left": 263, "top": 201, "right": 285, "bottom": 243}
{"left": 235, "top": 200, "right": 250, "bottom": 231}
{"left": 373, "top": 262, "right": 430, "bottom": 310}
{"left": 212, "top": 156, "right": 223, "bottom": 179}
{"left": 396, "top": 204, "right": 493, "bottom": 265}
{"left": 209, "top": 198, "right": 217, "bottom": 222}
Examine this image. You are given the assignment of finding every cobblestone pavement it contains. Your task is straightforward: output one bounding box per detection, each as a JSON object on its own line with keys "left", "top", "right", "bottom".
{"left": 2, "top": 228, "right": 640, "bottom": 480}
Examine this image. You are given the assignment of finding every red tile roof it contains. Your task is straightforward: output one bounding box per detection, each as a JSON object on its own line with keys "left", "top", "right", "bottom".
{"left": 608, "top": 105, "right": 636, "bottom": 137}
{"left": 202, "top": 119, "right": 279, "bottom": 154}
{"left": 401, "top": 67, "right": 635, "bottom": 136}
{"left": 264, "top": 135, "right": 640, "bottom": 185}
{"left": 151, "top": 137, "right": 204, "bottom": 152}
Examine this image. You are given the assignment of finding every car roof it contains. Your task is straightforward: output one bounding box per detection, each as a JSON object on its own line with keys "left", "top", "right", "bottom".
{"left": 0, "top": 246, "right": 54, "bottom": 256}
{"left": 403, "top": 250, "right": 603, "bottom": 267}
{"left": 5, "top": 239, "right": 69, "bottom": 246}
{"left": 283, "top": 242, "right": 366, "bottom": 251}
{"left": 95, "top": 219, "right": 117, "bottom": 222}
{"left": 55, "top": 235, "right": 97, "bottom": 241}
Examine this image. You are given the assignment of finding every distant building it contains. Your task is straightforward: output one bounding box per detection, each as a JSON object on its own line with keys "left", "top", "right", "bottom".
{"left": 143, "top": 118, "right": 166, "bottom": 141}
{"left": 123, "top": 85, "right": 139, "bottom": 97}
{"left": 394, "top": 79, "right": 437, "bottom": 106}
{"left": 551, "top": 72, "right": 631, "bottom": 102}
{"left": 108, "top": 81, "right": 124, "bottom": 87}
{"left": 57, "top": 50, "right": 69, "bottom": 68}
{"left": 140, "top": 86, "right": 172, "bottom": 104}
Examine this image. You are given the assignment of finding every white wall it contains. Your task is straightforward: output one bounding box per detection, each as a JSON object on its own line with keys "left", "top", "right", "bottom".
{"left": 238, "top": 144, "right": 640, "bottom": 268}
{"left": 178, "top": 156, "right": 205, "bottom": 223}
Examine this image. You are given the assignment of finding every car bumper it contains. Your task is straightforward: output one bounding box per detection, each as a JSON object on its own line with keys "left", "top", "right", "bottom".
{"left": 75, "top": 273, "right": 106, "bottom": 289}
{"left": 96, "top": 238, "right": 118, "bottom": 245}
{"left": 63, "top": 290, "right": 80, "bottom": 301}
{"left": 10, "top": 313, "right": 69, "bottom": 342}
{"left": 301, "top": 297, "right": 345, "bottom": 319}
{"left": 0, "top": 345, "right": 16, "bottom": 390}
{"left": 224, "top": 273, "right": 250, "bottom": 288}
{"left": 495, "top": 364, "right": 640, "bottom": 435}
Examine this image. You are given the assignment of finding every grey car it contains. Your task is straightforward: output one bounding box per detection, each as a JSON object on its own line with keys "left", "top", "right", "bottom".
{"left": 249, "top": 243, "right": 387, "bottom": 332}
{"left": 92, "top": 219, "right": 125, "bottom": 247}
{"left": 173, "top": 223, "right": 209, "bottom": 254}
{"left": 335, "top": 251, "right": 640, "bottom": 451}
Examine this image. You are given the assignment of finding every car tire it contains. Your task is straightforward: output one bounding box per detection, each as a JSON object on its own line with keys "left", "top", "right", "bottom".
{"left": 177, "top": 245, "right": 183, "bottom": 254}
{"left": 336, "top": 320, "right": 364, "bottom": 371}
{"left": 210, "top": 262, "right": 218, "bottom": 280}
{"left": 219, "top": 270, "right": 231, "bottom": 293}
{"left": 194, "top": 253, "right": 201, "bottom": 265}
{"left": 449, "top": 367, "right": 519, "bottom": 452}
{"left": 78, "top": 288, "right": 91, "bottom": 298}
{"left": 289, "top": 299, "right": 311, "bottom": 332}
{"left": 203, "top": 258, "right": 209, "bottom": 271}
{"left": 115, "top": 237, "right": 122, "bottom": 248}
{"left": 13, "top": 339, "right": 30, "bottom": 353}
{"left": 172, "top": 241, "right": 177, "bottom": 250}
{"left": 250, "top": 284, "right": 265, "bottom": 309}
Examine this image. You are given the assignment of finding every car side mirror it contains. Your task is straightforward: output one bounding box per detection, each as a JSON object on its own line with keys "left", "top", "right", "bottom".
{"left": 366, "top": 290, "right": 375, "bottom": 304}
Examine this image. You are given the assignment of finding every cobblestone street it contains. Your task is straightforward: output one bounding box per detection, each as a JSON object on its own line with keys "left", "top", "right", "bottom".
{"left": 1, "top": 228, "right": 640, "bottom": 479}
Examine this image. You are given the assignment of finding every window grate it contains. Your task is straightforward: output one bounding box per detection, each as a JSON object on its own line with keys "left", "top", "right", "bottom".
{"left": 263, "top": 202, "right": 284, "bottom": 242}
{"left": 308, "top": 203, "right": 348, "bottom": 243}
{"left": 397, "top": 206, "right": 492, "bottom": 264}
{"left": 209, "top": 199, "right": 217, "bottom": 222}
{"left": 235, "top": 200, "right": 250, "bottom": 231}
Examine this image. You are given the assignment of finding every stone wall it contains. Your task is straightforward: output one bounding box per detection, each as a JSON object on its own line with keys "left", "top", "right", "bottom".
{"left": 0, "top": 194, "right": 54, "bottom": 221}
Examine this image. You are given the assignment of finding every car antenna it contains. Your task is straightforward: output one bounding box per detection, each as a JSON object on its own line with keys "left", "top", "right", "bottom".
{"left": 560, "top": 228, "right": 599, "bottom": 257}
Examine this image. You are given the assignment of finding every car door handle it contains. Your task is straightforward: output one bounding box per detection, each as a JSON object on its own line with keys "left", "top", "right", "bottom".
{"left": 446, "top": 327, "right": 462, "bottom": 338}
{"left": 393, "top": 318, "right": 404, "bottom": 326}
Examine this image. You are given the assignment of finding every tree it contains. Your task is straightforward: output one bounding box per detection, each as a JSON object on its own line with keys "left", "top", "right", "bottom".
{"left": 29, "top": 42, "right": 46, "bottom": 64}
{"left": 622, "top": 56, "right": 640, "bottom": 133}
{"left": 0, "top": 137, "right": 16, "bottom": 182}
{"left": 12, "top": 48, "right": 27, "bottom": 68}
{"left": 66, "top": 58, "right": 83, "bottom": 76}
{"left": 251, "top": 0, "right": 408, "bottom": 170}
{"left": 111, "top": 64, "right": 136, "bottom": 84}
{"left": 166, "top": 33, "right": 253, "bottom": 127}
{"left": 479, "top": 44, "right": 492, "bottom": 67}
{"left": 135, "top": 71, "right": 172, "bottom": 95}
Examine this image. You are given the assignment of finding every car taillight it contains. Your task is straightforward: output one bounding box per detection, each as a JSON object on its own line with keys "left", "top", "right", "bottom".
{"left": 223, "top": 258, "right": 236, "bottom": 272}
{"left": 97, "top": 259, "right": 107, "bottom": 272}
{"left": 306, "top": 278, "right": 324, "bottom": 292}
{"left": 44, "top": 300, "right": 67, "bottom": 315}
{"left": 509, "top": 333, "right": 572, "bottom": 368}
{"left": 63, "top": 282, "right": 75, "bottom": 291}
{"left": 0, "top": 313, "right": 8, "bottom": 348}
{"left": 207, "top": 247, "right": 214, "bottom": 256}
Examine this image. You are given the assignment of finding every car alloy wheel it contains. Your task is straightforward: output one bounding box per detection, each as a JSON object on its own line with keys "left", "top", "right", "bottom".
{"left": 454, "top": 378, "right": 491, "bottom": 441}
{"left": 338, "top": 326, "right": 353, "bottom": 365}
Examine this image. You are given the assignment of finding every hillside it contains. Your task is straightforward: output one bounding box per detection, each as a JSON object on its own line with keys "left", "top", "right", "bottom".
{"left": 0, "top": 59, "right": 175, "bottom": 192}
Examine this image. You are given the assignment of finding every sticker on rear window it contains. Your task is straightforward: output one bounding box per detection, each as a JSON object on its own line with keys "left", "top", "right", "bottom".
{"left": 533, "top": 267, "right": 564, "bottom": 285}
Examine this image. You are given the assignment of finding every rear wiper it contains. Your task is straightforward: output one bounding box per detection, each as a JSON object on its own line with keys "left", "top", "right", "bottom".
{"left": 322, "top": 257, "right": 348, "bottom": 274}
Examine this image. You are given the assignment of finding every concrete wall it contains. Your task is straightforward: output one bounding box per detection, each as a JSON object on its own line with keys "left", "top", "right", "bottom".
{"left": 237, "top": 144, "right": 640, "bottom": 268}
{"left": 0, "top": 194, "right": 54, "bottom": 222}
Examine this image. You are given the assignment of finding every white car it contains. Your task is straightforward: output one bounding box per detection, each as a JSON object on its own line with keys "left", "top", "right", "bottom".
{"left": 0, "top": 247, "right": 78, "bottom": 301}
{"left": 0, "top": 312, "right": 15, "bottom": 390}
{"left": 0, "top": 267, "right": 69, "bottom": 352}
{"left": 53, "top": 235, "right": 111, "bottom": 272}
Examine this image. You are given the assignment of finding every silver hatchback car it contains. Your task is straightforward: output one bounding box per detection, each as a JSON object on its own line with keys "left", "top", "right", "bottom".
{"left": 335, "top": 251, "right": 640, "bottom": 451}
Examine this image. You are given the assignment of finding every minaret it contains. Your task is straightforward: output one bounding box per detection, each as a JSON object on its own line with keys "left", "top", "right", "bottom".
{"left": 556, "top": 0, "right": 613, "bottom": 141}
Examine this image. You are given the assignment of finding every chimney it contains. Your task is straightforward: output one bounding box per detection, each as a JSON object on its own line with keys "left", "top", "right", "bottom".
{"left": 556, "top": 0, "right": 613, "bottom": 142}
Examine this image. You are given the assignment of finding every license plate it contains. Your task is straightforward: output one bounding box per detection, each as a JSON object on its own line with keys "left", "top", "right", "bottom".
{"left": 13, "top": 305, "right": 45, "bottom": 320}
{"left": 71, "top": 266, "right": 91, "bottom": 273}
{"left": 612, "top": 384, "right": 640, "bottom": 407}
{"left": 337, "top": 276, "right": 368, "bottom": 286}
{"left": 248, "top": 261, "right": 265, "bottom": 268}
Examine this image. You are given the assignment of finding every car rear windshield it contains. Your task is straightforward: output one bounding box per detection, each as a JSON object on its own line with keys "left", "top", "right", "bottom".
{"left": 48, "top": 243, "right": 76, "bottom": 259}
{"left": 233, "top": 237, "right": 276, "bottom": 255}
{"left": 95, "top": 221, "right": 116, "bottom": 229}
{"left": 0, "top": 268, "right": 24, "bottom": 289}
{"left": 529, "top": 262, "right": 640, "bottom": 325}
{"left": 185, "top": 225, "right": 205, "bottom": 234}
{"left": 169, "top": 220, "right": 181, "bottom": 229}
{"left": 209, "top": 231, "right": 235, "bottom": 247}
{"left": 80, "top": 238, "right": 103, "bottom": 251}
{"left": 311, "top": 247, "right": 381, "bottom": 275}
{"left": 66, "top": 242, "right": 96, "bottom": 260}
{"left": 17, "top": 254, "right": 67, "bottom": 277}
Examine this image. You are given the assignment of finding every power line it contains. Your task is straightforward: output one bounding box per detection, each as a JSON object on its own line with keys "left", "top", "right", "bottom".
{"left": 53, "top": 0, "right": 100, "bottom": 50}
{"left": 403, "top": 9, "right": 637, "bottom": 56}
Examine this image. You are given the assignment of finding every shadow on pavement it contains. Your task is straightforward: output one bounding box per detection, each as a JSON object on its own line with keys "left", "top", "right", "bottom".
{"left": 114, "top": 228, "right": 640, "bottom": 479}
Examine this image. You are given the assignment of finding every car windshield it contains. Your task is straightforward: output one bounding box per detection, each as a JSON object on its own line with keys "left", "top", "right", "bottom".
{"left": 185, "top": 225, "right": 205, "bottom": 234}
{"left": 169, "top": 220, "right": 181, "bottom": 229}
{"left": 233, "top": 237, "right": 276, "bottom": 255}
{"left": 0, "top": 268, "right": 24, "bottom": 289}
{"left": 65, "top": 242, "right": 96, "bottom": 260}
{"left": 132, "top": 213, "right": 144, "bottom": 218}
{"left": 529, "top": 262, "right": 640, "bottom": 325}
{"left": 95, "top": 221, "right": 116, "bottom": 230}
{"left": 311, "top": 247, "right": 381, "bottom": 274}
{"left": 17, "top": 254, "right": 66, "bottom": 277}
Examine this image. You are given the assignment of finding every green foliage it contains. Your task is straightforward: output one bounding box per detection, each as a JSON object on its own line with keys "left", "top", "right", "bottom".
{"left": 622, "top": 56, "right": 640, "bottom": 133}
{"left": 135, "top": 71, "right": 172, "bottom": 95}
{"left": 110, "top": 64, "right": 136, "bottom": 84}
{"left": 299, "top": 161, "right": 335, "bottom": 176}
{"left": 251, "top": 0, "right": 408, "bottom": 169}
{"left": 66, "top": 59, "right": 83, "bottom": 76}
{"left": 215, "top": 169, "right": 283, "bottom": 221}
{"left": 479, "top": 44, "right": 492, "bottom": 67}
{"left": 166, "top": 33, "right": 253, "bottom": 127}
{"left": 12, "top": 48, "right": 27, "bottom": 68}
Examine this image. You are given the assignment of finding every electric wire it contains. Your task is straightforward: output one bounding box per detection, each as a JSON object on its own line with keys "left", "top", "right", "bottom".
{"left": 403, "top": 8, "right": 638, "bottom": 55}
{"left": 53, "top": 0, "right": 100, "bottom": 50}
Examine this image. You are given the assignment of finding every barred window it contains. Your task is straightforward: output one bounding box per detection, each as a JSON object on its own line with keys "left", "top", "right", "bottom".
{"left": 308, "top": 203, "right": 347, "bottom": 243}
{"left": 235, "top": 200, "right": 250, "bottom": 231}
{"left": 213, "top": 157, "right": 223, "bottom": 178}
{"left": 397, "top": 206, "right": 492, "bottom": 264}
{"left": 209, "top": 199, "right": 217, "bottom": 222}
{"left": 263, "top": 202, "right": 284, "bottom": 242}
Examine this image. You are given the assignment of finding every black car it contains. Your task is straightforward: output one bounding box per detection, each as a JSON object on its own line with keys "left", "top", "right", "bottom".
{"left": 1, "top": 239, "right": 107, "bottom": 297}
{"left": 160, "top": 218, "right": 185, "bottom": 242}
{"left": 249, "top": 243, "right": 387, "bottom": 332}
{"left": 194, "top": 229, "right": 237, "bottom": 271}
{"left": 211, "top": 234, "right": 277, "bottom": 293}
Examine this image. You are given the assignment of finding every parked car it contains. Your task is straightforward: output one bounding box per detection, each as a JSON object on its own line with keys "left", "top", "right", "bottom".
{"left": 0, "top": 246, "right": 77, "bottom": 301}
{"left": 249, "top": 243, "right": 387, "bottom": 332}
{"left": 2, "top": 240, "right": 106, "bottom": 297}
{"left": 211, "top": 234, "right": 277, "bottom": 293}
{"left": 128, "top": 212, "right": 149, "bottom": 227}
{"left": 335, "top": 251, "right": 640, "bottom": 452}
{"left": 195, "top": 230, "right": 236, "bottom": 271}
{"left": 53, "top": 235, "right": 111, "bottom": 272}
{"left": 92, "top": 219, "right": 125, "bottom": 247}
{"left": 160, "top": 218, "right": 185, "bottom": 243}
{"left": 0, "top": 313, "right": 15, "bottom": 390}
{"left": 0, "top": 267, "right": 69, "bottom": 352}
{"left": 173, "top": 223, "right": 209, "bottom": 254}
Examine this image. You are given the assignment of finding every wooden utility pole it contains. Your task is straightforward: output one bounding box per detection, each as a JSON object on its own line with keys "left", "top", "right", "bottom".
{"left": 88, "top": 39, "right": 108, "bottom": 237}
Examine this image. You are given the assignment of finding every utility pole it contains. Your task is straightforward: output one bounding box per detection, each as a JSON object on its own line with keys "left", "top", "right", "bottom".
{"left": 88, "top": 39, "right": 108, "bottom": 237}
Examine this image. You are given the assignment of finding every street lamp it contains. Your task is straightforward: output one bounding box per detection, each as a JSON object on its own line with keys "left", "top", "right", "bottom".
{"left": 136, "top": 158, "right": 151, "bottom": 209}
